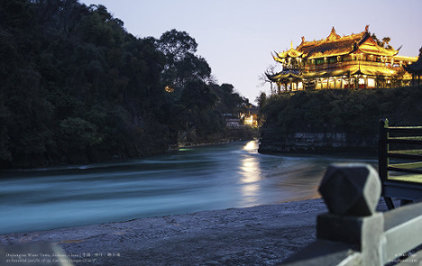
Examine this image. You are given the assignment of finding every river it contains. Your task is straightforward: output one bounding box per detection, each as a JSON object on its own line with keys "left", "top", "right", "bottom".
{"left": 0, "top": 140, "right": 375, "bottom": 234}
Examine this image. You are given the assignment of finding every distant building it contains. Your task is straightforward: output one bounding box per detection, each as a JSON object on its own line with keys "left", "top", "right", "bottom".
{"left": 266, "top": 26, "right": 418, "bottom": 92}
{"left": 223, "top": 113, "right": 241, "bottom": 128}
{"left": 240, "top": 106, "right": 258, "bottom": 128}
{"left": 226, "top": 118, "right": 241, "bottom": 128}
{"left": 224, "top": 109, "right": 258, "bottom": 128}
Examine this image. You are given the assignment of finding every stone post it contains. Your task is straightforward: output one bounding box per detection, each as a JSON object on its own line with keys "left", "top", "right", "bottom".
{"left": 317, "top": 163, "right": 383, "bottom": 266}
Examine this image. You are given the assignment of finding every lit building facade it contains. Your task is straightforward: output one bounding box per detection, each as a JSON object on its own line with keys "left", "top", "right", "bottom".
{"left": 266, "top": 26, "right": 418, "bottom": 92}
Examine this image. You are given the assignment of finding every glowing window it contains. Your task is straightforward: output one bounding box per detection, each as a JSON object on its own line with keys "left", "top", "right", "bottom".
{"left": 367, "top": 78, "right": 375, "bottom": 88}
{"left": 298, "top": 82, "right": 303, "bottom": 89}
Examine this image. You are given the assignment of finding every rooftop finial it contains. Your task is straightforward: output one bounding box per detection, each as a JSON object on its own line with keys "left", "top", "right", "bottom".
{"left": 365, "top": 25, "right": 369, "bottom": 32}
{"left": 301, "top": 36, "right": 305, "bottom": 44}
{"left": 327, "top": 26, "right": 340, "bottom": 41}
{"left": 290, "top": 41, "right": 293, "bottom": 49}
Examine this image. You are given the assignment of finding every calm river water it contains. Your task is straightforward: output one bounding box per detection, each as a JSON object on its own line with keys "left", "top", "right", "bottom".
{"left": 0, "top": 140, "right": 375, "bottom": 234}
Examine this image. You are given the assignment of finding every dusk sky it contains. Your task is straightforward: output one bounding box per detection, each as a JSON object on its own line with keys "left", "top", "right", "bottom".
{"left": 79, "top": 0, "right": 422, "bottom": 103}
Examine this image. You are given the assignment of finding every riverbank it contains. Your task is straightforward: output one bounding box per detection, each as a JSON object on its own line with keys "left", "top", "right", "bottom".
{"left": 258, "top": 140, "right": 377, "bottom": 159}
{"left": 0, "top": 198, "right": 390, "bottom": 265}
{"left": 171, "top": 127, "right": 258, "bottom": 151}
{"left": 258, "top": 130, "right": 376, "bottom": 156}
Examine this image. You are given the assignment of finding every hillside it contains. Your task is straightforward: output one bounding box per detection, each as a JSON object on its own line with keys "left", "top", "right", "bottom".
{"left": 258, "top": 86, "right": 422, "bottom": 154}
{"left": 0, "top": 0, "right": 251, "bottom": 168}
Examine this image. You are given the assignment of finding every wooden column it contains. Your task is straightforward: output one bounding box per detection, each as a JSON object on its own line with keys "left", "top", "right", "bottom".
{"left": 356, "top": 75, "right": 360, "bottom": 89}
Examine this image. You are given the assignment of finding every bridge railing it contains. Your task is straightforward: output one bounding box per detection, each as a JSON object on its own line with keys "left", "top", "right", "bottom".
{"left": 379, "top": 118, "right": 422, "bottom": 209}
{"left": 283, "top": 164, "right": 422, "bottom": 266}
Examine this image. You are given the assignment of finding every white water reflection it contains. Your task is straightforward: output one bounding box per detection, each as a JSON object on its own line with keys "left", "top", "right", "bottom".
{"left": 239, "top": 141, "right": 262, "bottom": 206}
{"left": 242, "top": 140, "right": 258, "bottom": 152}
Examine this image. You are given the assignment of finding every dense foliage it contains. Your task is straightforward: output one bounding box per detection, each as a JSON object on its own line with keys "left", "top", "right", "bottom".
{"left": 259, "top": 87, "right": 422, "bottom": 151}
{"left": 0, "top": 0, "right": 250, "bottom": 168}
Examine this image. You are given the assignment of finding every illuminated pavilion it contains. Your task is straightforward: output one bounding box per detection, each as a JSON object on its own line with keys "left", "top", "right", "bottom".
{"left": 266, "top": 26, "right": 418, "bottom": 92}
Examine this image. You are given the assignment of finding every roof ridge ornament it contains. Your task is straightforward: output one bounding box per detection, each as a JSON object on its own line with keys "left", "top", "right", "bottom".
{"left": 327, "top": 26, "right": 341, "bottom": 41}
{"left": 365, "top": 25, "right": 369, "bottom": 33}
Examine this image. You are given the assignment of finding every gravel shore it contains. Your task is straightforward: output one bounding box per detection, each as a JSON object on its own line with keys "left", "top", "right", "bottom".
{"left": 0, "top": 198, "right": 389, "bottom": 265}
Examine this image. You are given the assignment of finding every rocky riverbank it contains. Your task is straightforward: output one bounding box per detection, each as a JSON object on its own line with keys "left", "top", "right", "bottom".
{"left": 0, "top": 198, "right": 389, "bottom": 265}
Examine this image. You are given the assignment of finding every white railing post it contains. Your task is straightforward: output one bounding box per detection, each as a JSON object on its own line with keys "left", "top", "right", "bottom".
{"left": 317, "top": 163, "right": 383, "bottom": 266}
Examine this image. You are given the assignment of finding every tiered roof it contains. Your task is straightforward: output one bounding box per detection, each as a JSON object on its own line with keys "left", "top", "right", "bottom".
{"left": 267, "top": 26, "right": 419, "bottom": 84}
{"left": 298, "top": 28, "right": 365, "bottom": 58}
{"left": 273, "top": 42, "right": 303, "bottom": 63}
{"left": 274, "top": 26, "right": 398, "bottom": 61}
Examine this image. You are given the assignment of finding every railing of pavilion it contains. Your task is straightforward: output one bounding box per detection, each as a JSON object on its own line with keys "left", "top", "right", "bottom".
{"left": 304, "top": 60, "right": 405, "bottom": 73}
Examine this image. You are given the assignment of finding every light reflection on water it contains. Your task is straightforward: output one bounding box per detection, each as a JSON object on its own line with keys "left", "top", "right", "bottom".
{"left": 240, "top": 140, "right": 262, "bottom": 205}
{"left": 0, "top": 140, "right": 376, "bottom": 234}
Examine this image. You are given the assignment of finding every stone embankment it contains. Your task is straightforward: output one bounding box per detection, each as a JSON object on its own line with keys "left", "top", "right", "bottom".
{"left": 259, "top": 129, "right": 376, "bottom": 155}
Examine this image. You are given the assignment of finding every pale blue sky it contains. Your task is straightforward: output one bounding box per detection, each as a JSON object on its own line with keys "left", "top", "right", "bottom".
{"left": 80, "top": 0, "right": 422, "bottom": 102}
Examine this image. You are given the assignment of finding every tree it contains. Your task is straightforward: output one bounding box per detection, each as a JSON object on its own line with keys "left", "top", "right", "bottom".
{"left": 0, "top": 0, "right": 249, "bottom": 168}
{"left": 181, "top": 80, "right": 216, "bottom": 110}
{"left": 156, "top": 29, "right": 211, "bottom": 90}
{"left": 156, "top": 29, "right": 198, "bottom": 60}
{"left": 382, "top": 37, "right": 392, "bottom": 49}
{"left": 371, "top": 33, "right": 384, "bottom": 47}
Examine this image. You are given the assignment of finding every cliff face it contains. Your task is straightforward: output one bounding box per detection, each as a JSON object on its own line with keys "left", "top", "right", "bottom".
{"left": 258, "top": 86, "right": 422, "bottom": 155}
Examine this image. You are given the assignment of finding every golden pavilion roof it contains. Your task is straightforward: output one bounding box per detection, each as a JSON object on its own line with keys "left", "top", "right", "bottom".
{"left": 275, "top": 26, "right": 399, "bottom": 60}
{"left": 357, "top": 37, "right": 398, "bottom": 56}
{"left": 273, "top": 42, "right": 303, "bottom": 62}
{"left": 266, "top": 71, "right": 302, "bottom": 81}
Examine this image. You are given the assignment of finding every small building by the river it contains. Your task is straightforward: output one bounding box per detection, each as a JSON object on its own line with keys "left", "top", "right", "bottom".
{"left": 266, "top": 26, "right": 418, "bottom": 92}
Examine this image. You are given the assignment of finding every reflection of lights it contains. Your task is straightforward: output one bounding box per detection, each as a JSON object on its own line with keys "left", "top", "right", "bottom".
{"left": 243, "top": 140, "right": 258, "bottom": 151}
{"left": 178, "top": 148, "right": 192, "bottom": 152}
{"left": 239, "top": 142, "right": 262, "bottom": 205}
{"left": 240, "top": 158, "right": 260, "bottom": 184}
{"left": 242, "top": 184, "right": 259, "bottom": 202}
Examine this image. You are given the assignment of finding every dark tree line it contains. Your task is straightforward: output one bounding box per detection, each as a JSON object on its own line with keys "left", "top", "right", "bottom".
{"left": 0, "top": 0, "right": 250, "bottom": 168}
